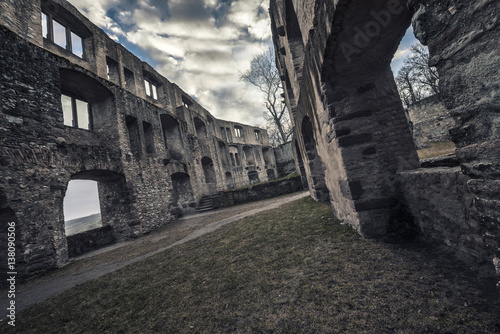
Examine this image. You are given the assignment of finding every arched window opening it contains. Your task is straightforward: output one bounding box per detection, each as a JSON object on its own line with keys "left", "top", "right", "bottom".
{"left": 194, "top": 117, "right": 208, "bottom": 142}
{"left": 262, "top": 147, "right": 272, "bottom": 165}
{"left": 59, "top": 69, "right": 115, "bottom": 139}
{"left": 234, "top": 125, "right": 244, "bottom": 138}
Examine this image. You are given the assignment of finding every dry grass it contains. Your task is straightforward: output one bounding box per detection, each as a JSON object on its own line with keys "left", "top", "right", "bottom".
{"left": 417, "top": 141, "right": 456, "bottom": 160}
{"left": 2, "top": 197, "right": 499, "bottom": 333}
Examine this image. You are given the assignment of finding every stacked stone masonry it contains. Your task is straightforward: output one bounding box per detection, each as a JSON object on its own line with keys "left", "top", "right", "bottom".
{"left": 406, "top": 95, "right": 456, "bottom": 149}
{"left": 270, "top": 0, "right": 500, "bottom": 279}
{"left": 0, "top": 0, "right": 279, "bottom": 285}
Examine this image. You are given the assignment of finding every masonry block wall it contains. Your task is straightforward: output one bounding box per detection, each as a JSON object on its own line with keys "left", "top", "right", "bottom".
{"left": 270, "top": 0, "right": 500, "bottom": 278}
{"left": 407, "top": 95, "right": 455, "bottom": 149}
{"left": 0, "top": 0, "right": 277, "bottom": 284}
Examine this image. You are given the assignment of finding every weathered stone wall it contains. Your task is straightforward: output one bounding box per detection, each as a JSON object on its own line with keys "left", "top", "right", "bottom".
{"left": 407, "top": 95, "right": 455, "bottom": 148}
{"left": 271, "top": 0, "right": 500, "bottom": 278}
{"left": 0, "top": 0, "right": 278, "bottom": 284}
{"left": 398, "top": 168, "right": 487, "bottom": 258}
{"left": 213, "top": 176, "right": 304, "bottom": 208}
{"left": 273, "top": 141, "right": 297, "bottom": 177}
{"left": 66, "top": 225, "right": 115, "bottom": 258}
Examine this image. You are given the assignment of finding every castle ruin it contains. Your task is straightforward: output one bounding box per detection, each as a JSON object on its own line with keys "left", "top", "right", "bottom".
{"left": 0, "top": 0, "right": 282, "bottom": 283}
{"left": 270, "top": 0, "right": 500, "bottom": 278}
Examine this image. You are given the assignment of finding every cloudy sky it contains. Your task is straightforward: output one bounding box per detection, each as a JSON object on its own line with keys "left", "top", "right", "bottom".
{"left": 63, "top": 0, "right": 417, "bottom": 221}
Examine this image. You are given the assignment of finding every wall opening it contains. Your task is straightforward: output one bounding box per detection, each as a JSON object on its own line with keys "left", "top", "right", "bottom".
{"left": 267, "top": 169, "right": 276, "bottom": 180}
{"left": 262, "top": 147, "right": 272, "bottom": 166}
{"left": 248, "top": 171, "right": 260, "bottom": 184}
{"left": 234, "top": 125, "right": 244, "bottom": 138}
{"left": 124, "top": 67, "right": 135, "bottom": 92}
{"left": 226, "top": 172, "right": 235, "bottom": 189}
{"left": 218, "top": 141, "right": 229, "bottom": 167}
{"left": 194, "top": 117, "right": 208, "bottom": 143}
{"left": 142, "top": 121, "right": 155, "bottom": 155}
{"left": 64, "top": 180, "right": 102, "bottom": 236}
{"left": 243, "top": 145, "right": 255, "bottom": 165}
{"left": 229, "top": 145, "right": 240, "bottom": 167}
{"left": 126, "top": 115, "right": 141, "bottom": 158}
{"left": 170, "top": 173, "right": 196, "bottom": 217}
{"left": 201, "top": 156, "right": 216, "bottom": 184}
{"left": 161, "top": 114, "right": 184, "bottom": 161}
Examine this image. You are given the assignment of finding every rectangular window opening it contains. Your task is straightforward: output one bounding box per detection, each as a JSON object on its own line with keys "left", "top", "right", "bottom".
{"left": 71, "top": 32, "right": 83, "bottom": 58}
{"left": 42, "top": 13, "right": 48, "bottom": 39}
{"left": 53, "top": 19, "right": 67, "bottom": 49}
{"left": 61, "top": 94, "right": 90, "bottom": 130}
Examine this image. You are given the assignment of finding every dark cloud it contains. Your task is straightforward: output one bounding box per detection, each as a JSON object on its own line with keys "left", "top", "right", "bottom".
{"left": 169, "top": 0, "right": 211, "bottom": 22}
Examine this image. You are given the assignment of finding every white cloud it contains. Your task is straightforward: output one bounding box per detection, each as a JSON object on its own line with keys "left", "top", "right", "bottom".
{"left": 392, "top": 48, "right": 412, "bottom": 61}
{"left": 68, "top": 0, "right": 273, "bottom": 126}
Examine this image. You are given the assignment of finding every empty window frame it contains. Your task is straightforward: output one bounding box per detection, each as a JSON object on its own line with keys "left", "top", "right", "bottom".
{"left": 124, "top": 67, "right": 135, "bottom": 91}
{"left": 106, "top": 57, "right": 119, "bottom": 82}
{"left": 143, "top": 121, "right": 155, "bottom": 154}
{"left": 144, "top": 79, "right": 158, "bottom": 100}
{"left": 234, "top": 126, "right": 243, "bottom": 138}
{"left": 254, "top": 130, "right": 260, "bottom": 141}
{"left": 41, "top": 12, "right": 84, "bottom": 58}
{"left": 61, "top": 93, "right": 91, "bottom": 130}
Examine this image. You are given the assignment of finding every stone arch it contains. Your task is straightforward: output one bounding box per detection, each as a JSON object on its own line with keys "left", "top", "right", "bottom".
{"left": 301, "top": 116, "right": 329, "bottom": 203}
{"left": 201, "top": 156, "right": 216, "bottom": 185}
{"left": 317, "top": 0, "right": 420, "bottom": 235}
{"left": 161, "top": 114, "right": 184, "bottom": 161}
{"left": 170, "top": 172, "right": 196, "bottom": 217}
{"left": 67, "top": 170, "right": 131, "bottom": 250}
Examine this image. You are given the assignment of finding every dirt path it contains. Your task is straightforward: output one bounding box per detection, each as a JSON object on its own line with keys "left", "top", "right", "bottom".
{"left": 0, "top": 191, "right": 309, "bottom": 317}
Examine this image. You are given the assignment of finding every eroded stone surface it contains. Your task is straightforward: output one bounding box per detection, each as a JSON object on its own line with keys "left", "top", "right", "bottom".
{"left": 0, "top": 0, "right": 281, "bottom": 285}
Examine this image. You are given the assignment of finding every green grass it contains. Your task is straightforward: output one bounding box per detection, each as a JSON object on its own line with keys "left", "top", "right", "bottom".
{"left": 2, "top": 197, "right": 499, "bottom": 333}
{"left": 417, "top": 141, "right": 456, "bottom": 160}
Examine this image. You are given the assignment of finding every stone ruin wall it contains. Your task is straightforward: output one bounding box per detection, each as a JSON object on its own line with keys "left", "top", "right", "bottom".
{"left": 407, "top": 95, "right": 456, "bottom": 149}
{"left": 273, "top": 141, "right": 297, "bottom": 177}
{"left": 271, "top": 0, "right": 500, "bottom": 279}
{"left": 0, "top": 0, "right": 279, "bottom": 284}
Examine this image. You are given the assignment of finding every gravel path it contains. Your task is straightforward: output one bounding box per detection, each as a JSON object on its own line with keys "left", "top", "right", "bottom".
{"left": 0, "top": 191, "right": 309, "bottom": 317}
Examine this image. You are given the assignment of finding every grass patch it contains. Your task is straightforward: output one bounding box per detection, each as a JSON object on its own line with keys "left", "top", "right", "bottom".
{"left": 226, "top": 173, "right": 299, "bottom": 191}
{"left": 417, "top": 141, "right": 456, "bottom": 160}
{"left": 3, "top": 197, "right": 499, "bottom": 333}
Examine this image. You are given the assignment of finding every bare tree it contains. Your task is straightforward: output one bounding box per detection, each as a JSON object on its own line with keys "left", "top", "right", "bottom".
{"left": 396, "top": 43, "right": 440, "bottom": 108}
{"left": 240, "top": 47, "right": 292, "bottom": 147}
